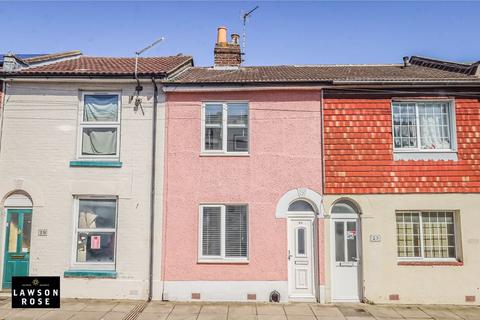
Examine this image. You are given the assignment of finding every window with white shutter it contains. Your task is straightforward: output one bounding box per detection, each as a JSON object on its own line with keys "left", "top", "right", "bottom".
{"left": 199, "top": 204, "right": 248, "bottom": 262}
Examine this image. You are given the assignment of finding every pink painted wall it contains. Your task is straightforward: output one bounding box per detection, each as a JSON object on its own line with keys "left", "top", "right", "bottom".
{"left": 164, "top": 90, "right": 324, "bottom": 283}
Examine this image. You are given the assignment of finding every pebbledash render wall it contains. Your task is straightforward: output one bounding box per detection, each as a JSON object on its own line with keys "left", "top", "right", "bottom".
{"left": 0, "top": 81, "right": 165, "bottom": 299}
{"left": 323, "top": 96, "right": 480, "bottom": 305}
{"left": 163, "top": 90, "right": 324, "bottom": 302}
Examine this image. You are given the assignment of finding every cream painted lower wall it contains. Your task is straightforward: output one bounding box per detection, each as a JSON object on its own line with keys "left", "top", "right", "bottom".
{"left": 163, "top": 281, "right": 288, "bottom": 302}
{"left": 324, "top": 194, "right": 480, "bottom": 305}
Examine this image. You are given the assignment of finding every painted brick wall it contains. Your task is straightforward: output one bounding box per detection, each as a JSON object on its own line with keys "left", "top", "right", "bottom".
{"left": 324, "top": 98, "right": 480, "bottom": 194}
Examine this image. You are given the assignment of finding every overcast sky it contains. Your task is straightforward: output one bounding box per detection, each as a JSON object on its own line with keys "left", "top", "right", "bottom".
{"left": 1, "top": 1, "right": 479, "bottom": 66}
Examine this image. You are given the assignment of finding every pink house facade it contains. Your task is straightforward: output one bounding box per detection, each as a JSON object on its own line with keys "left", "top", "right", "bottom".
{"left": 162, "top": 89, "right": 325, "bottom": 302}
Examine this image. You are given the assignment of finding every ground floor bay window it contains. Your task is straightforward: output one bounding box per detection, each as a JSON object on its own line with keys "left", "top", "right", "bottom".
{"left": 72, "top": 197, "right": 118, "bottom": 270}
{"left": 396, "top": 211, "right": 459, "bottom": 260}
{"left": 199, "top": 204, "right": 248, "bottom": 262}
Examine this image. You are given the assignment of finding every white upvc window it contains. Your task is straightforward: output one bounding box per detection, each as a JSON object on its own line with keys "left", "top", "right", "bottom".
{"left": 198, "top": 204, "right": 248, "bottom": 262}
{"left": 392, "top": 101, "right": 456, "bottom": 152}
{"left": 72, "top": 197, "right": 117, "bottom": 270}
{"left": 201, "top": 102, "right": 249, "bottom": 154}
{"left": 78, "top": 92, "right": 121, "bottom": 159}
{"left": 396, "top": 211, "right": 459, "bottom": 261}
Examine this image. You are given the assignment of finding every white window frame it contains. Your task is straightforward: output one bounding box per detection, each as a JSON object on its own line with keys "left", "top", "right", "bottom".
{"left": 71, "top": 196, "right": 118, "bottom": 270}
{"left": 198, "top": 204, "right": 249, "bottom": 263}
{"left": 77, "top": 91, "right": 122, "bottom": 160}
{"left": 201, "top": 101, "right": 250, "bottom": 155}
{"left": 391, "top": 100, "right": 457, "bottom": 153}
{"left": 396, "top": 210, "right": 460, "bottom": 262}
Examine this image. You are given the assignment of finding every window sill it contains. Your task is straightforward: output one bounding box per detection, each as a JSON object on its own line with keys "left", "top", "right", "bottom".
{"left": 200, "top": 153, "right": 250, "bottom": 157}
{"left": 63, "top": 270, "right": 117, "bottom": 278}
{"left": 393, "top": 151, "right": 457, "bottom": 161}
{"left": 198, "top": 259, "right": 249, "bottom": 264}
{"left": 397, "top": 261, "right": 463, "bottom": 266}
{"left": 70, "top": 160, "right": 123, "bottom": 168}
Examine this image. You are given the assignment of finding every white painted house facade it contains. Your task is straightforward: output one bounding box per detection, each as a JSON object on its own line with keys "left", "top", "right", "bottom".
{"left": 0, "top": 54, "right": 192, "bottom": 299}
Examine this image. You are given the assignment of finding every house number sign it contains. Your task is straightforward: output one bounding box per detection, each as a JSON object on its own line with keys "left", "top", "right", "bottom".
{"left": 38, "top": 229, "right": 48, "bottom": 237}
{"left": 370, "top": 234, "right": 381, "bottom": 242}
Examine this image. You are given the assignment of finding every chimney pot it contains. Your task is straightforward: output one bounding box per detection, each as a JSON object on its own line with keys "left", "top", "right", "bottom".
{"left": 217, "top": 26, "right": 228, "bottom": 45}
{"left": 231, "top": 33, "right": 240, "bottom": 45}
{"left": 214, "top": 27, "right": 242, "bottom": 68}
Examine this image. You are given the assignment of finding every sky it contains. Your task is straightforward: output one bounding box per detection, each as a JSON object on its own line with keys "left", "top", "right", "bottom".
{"left": 1, "top": 1, "right": 479, "bottom": 67}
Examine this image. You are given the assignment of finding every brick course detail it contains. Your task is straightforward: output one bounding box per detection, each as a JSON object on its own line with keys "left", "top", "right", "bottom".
{"left": 324, "top": 98, "right": 480, "bottom": 194}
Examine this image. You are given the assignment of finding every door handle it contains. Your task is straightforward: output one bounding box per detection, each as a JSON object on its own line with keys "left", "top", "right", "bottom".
{"left": 288, "top": 250, "right": 293, "bottom": 260}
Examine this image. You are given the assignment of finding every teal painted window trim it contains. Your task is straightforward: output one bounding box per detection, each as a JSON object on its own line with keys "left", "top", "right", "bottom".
{"left": 70, "top": 160, "right": 122, "bottom": 168}
{"left": 64, "top": 270, "right": 117, "bottom": 279}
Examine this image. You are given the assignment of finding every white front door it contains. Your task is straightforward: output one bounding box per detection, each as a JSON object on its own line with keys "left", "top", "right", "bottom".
{"left": 331, "top": 218, "right": 361, "bottom": 301}
{"left": 287, "top": 217, "right": 316, "bottom": 301}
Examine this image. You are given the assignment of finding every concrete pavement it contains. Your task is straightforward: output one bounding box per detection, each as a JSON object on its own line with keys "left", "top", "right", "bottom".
{"left": 0, "top": 298, "right": 478, "bottom": 320}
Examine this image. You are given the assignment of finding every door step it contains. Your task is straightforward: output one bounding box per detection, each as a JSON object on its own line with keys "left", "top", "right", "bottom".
{"left": 0, "top": 290, "right": 11, "bottom": 298}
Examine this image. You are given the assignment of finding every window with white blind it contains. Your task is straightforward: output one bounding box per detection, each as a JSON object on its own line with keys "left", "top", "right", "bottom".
{"left": 392, "top": 101, "right": 455, "bottom": 151}
{"left": 202, "top": 102, "right": 249, "bottom": 154}
{"left": 199, "top": 204, "right": 248, "bottom": 262}
{"left": 396, "top": 211, "right": 459, "bottom": 261}
{"left": 78, "top": 92, "right": 121, "bottom": 159}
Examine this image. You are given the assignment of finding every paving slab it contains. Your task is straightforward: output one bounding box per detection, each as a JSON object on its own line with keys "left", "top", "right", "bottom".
{"left": 58, "top": 300, "right": 88, "bottom": 311}
{"left": 67, "top": 311, "right": 107, "bottom": 320}
{"left": 171, "top": 303, "right": 202, "bottom": 314}
{"left": 338, "top": 306, "right": 372, "bottom": 318}
{"left": 362, "top": 305, "right": 402, "bottom": 319}
{"left": 110, "top": 302, "right": 138, "bottom": 312}
{"left": 82, "top": 301, "right": 117, "bottom": 312}
{"left": 285, "top": 315, "right": 316, "bottom": 320}
{"left": 447, "top": 306, "right": 480, "bottom": 320}
{"left": 197, "top": 313, "right": 228, "bottom": 320}
{"left": 310, "top": 305, "right": 345, "bottom": 318}
{"left": 393, "top": 306, "right": 431, "bottom": 319}
{"left": 38, "top": 310, "right": 77, "bottom": 320}
{"left": 284, "top": 304, "right": 313, "bottom": 316}
{"left": 228, "top": 304, "right": 256, "bottom": 316}
{"left": 257, "top": 315, "right": 287, "bottom": 320}
{"left": 143, "top": 302, "right": 174, "bottom": 313}
{"left": 228, "top": 314, "right": 257, "bottom": 320}
{"left": 166, "top": 314, "right": 198, "bottom": 320}
{"left": 5, "top": 309, "right": 50, "bottom": 320}
{"left": 256, "top": 304, "right": 285, "bottom": 315}
{"left": 137, "top": 312, "right": 169, "bottom": 320}
{"left": 99, "top": 311, "right": 127, "bottom": 320}
{"left": 201, "top": 304, "right": 228, "bottom": 314}
{"left": 419, "top": 306, "right": 462, "bottom": 320}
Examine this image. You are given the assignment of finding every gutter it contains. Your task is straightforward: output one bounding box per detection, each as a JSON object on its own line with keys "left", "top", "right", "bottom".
{"left": 148, "top": 77, "right": 159, "bottom": 301}
{"left": 0, "top": 80, "right": 6, "bottom": 155}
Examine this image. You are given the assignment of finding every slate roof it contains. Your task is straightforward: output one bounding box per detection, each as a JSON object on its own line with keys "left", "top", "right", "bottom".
{"left": 2, "top": 55, "right": 193, "bottom": 77}
{"left": 168, "top": 57, "right": 480, "bottom": 85}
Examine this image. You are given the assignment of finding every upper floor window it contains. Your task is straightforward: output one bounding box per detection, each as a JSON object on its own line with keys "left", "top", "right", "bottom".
{"left": 79, "top": 93, "right": 121, "bottom": 159}
{"left": 392, "top": 101, "right": 455, "bottom": 152}
{"left": 202, "top": 102, "right": 249, "bottom": 154}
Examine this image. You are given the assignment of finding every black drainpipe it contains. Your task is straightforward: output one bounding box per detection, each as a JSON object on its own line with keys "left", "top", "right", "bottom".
{"left": 148, "top": 77, "right": 158, "bottom": 301}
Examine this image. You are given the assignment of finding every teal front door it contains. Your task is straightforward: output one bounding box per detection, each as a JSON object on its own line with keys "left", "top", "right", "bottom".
{"left": 3, "top": 209, "right": 32, "bottom": 289}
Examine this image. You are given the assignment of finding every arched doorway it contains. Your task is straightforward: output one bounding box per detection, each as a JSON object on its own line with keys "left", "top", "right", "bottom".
{"left": 2, "top": 192, "right": 33, "bottom": 289}
{"left": 330, "top": 199, "right": 362, "bottom": 302}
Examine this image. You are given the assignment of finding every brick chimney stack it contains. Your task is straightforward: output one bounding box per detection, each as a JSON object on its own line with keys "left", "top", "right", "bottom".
{"left": 214, "top": 26, "right": 242, "bottom": 68}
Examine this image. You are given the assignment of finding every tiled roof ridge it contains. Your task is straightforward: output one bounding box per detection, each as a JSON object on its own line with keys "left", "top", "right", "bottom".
{"left": 22, "top": 51, "right": 82, "bottom": 64}
{"left": 410, "top": 56, "right": 479, "bottom": 76}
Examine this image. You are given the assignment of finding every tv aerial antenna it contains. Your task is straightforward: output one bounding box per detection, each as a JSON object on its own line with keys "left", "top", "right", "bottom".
{"left": 132, "top": 37, "right": 165, "bottom": 114}
{"left": 241, "top": 5, "right": 259, "bottom": 55}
